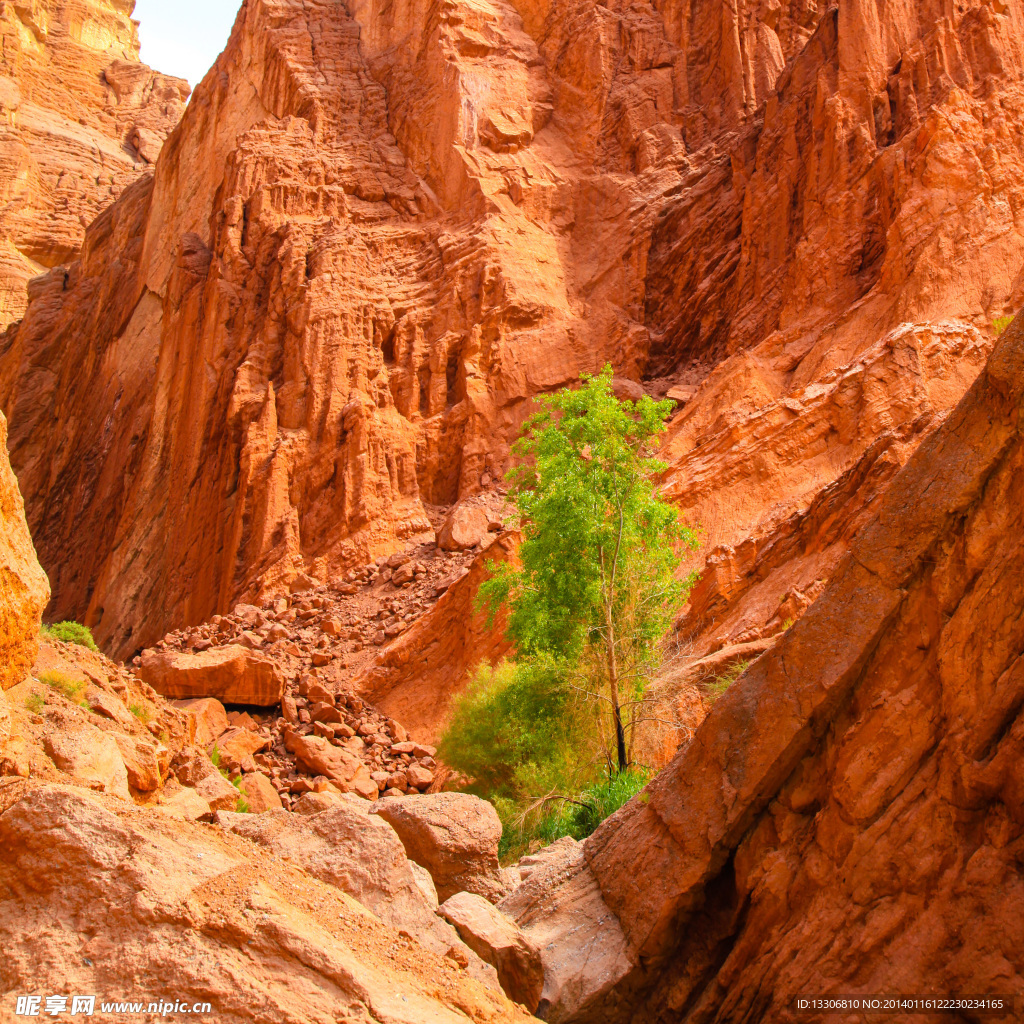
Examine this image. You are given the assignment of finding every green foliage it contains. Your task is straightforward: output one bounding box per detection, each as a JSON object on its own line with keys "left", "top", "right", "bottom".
{"left": 42, "top": 621, "right": 98, "bottom": 652}
{"left": 498, "top": 767, "right": 651, "bottom": 863}
{"left": 236, "top": 796, "right": 251, "bottom": 814}
{"left": 994, "top": 315, "right": 1014, "bottom": 336}
{"left": 706, "top": 659, "right": 750, "bottom": 700}
{"left": 39, "top": 670, "right": 87, "bottom": 702}
{"left": 210, "top": 745, "right": 222, "bottom": 769}
{"left": 25, "top": 692, "right": 44, "bottom": 714}
{"left": 438, "top": 660, "right": 586, "bottom": 806}
{"left": 129, "top": 702, "right": 152, "bottom": 724}
{"left": 477, "top": 364, "right": 697, "bottom": 772}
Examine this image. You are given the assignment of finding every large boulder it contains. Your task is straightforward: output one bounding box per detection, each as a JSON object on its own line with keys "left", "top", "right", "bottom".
{"left": 238, "top": 772, "right": 282, "bottom": 813}
{"left": 140, "top": 646, "right": 284, "bottom": 705}
{"left": 223, "top": 804, "right": 497, "bottom": 988}
{"left": 437, "top": 504, "right": 491, "bottom": 552}
{"left": 174, "top": 697, "right": 228, "bottom": 746}
{"left": 284, "top": 729, "right": 377, "bottom": 800}
{"left": 440, "top": 892, "right": 544, "bottom": 1012}
{"left": 42, "top": 719, "right": 131, "bottom": 801}
{"left": 373, "top": 793, "right": 505, "bottom": 902}
{"left": 0, "top": 409, "right": 50, "bottom": 690}
{"left": 111, "top": 732, "right": 165, "bottom": 792}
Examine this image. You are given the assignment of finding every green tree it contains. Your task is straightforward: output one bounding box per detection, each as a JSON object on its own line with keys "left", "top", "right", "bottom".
{"left": 479, "top": 366, "right": 697, "bottom": 773}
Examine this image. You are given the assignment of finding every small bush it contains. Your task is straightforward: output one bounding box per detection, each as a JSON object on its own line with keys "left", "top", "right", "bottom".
{"left": 994, "top": 315, "right": 1014, "bottom": 336}
{"left": 42, "top": 621, "right": 98, "bottom": 652}
{"left": 38, "top": 670, "right": 87, "bottom": 702}
{"left": 25, "top": 692, "right": 44, "bottom": 714}
{"left": 235, "top": 793, "right": 251, "bottom": 814}
{"left": 210, "top": 745, "right": 222, "bottom": 769}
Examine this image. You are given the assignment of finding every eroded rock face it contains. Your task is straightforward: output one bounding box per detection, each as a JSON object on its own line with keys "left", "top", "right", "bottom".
{"left": 4, "top": 0, "right": 1022, "bottom": 662}
{"left": 0, "top": 0, "right": 189, "bottom": 327}
{"left": 0, "top": 409, "right": 48, "bottom": 689}
{"left": 510, "top": 316, "right": 1024, "bottom": 1020}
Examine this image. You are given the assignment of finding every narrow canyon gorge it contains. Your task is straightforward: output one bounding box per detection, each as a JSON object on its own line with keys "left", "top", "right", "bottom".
{"left": 1, "top": 0, "right": 1023, "bottom": 1020}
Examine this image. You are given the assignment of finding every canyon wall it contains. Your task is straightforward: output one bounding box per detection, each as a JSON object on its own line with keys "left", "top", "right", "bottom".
{"left": 0, "top": 409, "right": 48, "bottom": 692}
{"left": 1, "top": 0, "right": 1023, "bottom": 662}
{"left": 0, "top": 0, "right": 190, "bottom": 328}
{"left": 505, "top": 311, "right": 1024, "bottom": 1023}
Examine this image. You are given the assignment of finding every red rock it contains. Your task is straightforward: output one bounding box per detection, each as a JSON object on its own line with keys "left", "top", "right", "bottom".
{"left": 437, "top": 505, "right": 490, "bottom": 552}
{"left": 406, "top": 764, "right": 434, "bottom": 790}
{"left": 374, "top": 793, "right": 505, "bottom": 903}
{"left": 238, "top": 773, "right": 283, "bottom": 813}
{"left": 439, "top": 892, "right": 544, "bottom": 1012}
{"left": 0, "top": 411, "right": 49, "bottom": 689}
{"left": 212, "top": 727, "right": 269, "bottom": 773}
{"left": 0, "top": 4, "right": 188, "bottom": 328}
{"left": 140, "top": 646, "right": 284, "bottom": 706}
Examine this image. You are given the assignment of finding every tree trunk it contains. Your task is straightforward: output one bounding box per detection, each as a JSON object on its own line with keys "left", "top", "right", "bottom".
{"left": 604, "top": 605, "right": 628, "bottom": 773}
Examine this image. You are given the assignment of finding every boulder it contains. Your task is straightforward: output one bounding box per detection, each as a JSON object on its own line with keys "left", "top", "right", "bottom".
{"left": 195, "top": 771, "right": 240, "bottom": 812}
{"left": 112, "top": 733, "right": 165, "bottom": 792}
{"left": 173, "top": 697, "right": 229, "bottom": 747}
{"left": 170, "top": 744, "right": 221, "bottom": 787}
{"left": 223, "top": 805, "right": 496, "bottom": 987}
{"left": 141, "top": 646, "right": 284, "bottom": 705}
{"left": 156, "top": 780, "right": 213, "bottom": 821}
{"left": 239, "top": 772, "right": 282, "bottom": 813}
{"left": 284, "top": 729, "right": 377, "bottom": 800}
{"left": 0, "top": 410, "right": 50, "bottom": 690}
{"left": 439, "top": 892, "right": 544, "bottom": 1012}
{"left": 212, "top": 726, "right": 268, "bottom": 772}
{"left": 292, "top": 790, "right": 348, "bottom": 815}
{"left": 42, "top": 719, "right": 130, "bottom": 801}
{"left": 437, "top": 504, "right": 490, "bottom": 551}
{"left": 373, "top": 793, "right": 505, "bottom": 902}
{"left": 498, "top": 841, "right": 631, "bottom": 1019}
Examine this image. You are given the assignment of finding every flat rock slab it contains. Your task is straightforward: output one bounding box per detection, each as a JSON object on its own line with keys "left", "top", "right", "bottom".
{"left": 141, "top": 645, "right": 284, "bottom": 705}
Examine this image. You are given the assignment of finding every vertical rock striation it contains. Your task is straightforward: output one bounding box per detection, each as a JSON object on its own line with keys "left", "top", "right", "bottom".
{"left": 2, "top": 0, "right": 1024, "bottom": 660}
{"left": 0, "top": 0, "right": 190, "bottom": 327}
{"left": 0, "top": 408, "right": 49, "bottom": 691}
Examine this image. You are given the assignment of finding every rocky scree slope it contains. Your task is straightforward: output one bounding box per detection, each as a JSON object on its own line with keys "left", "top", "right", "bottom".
{"left": 500, "top": 313, "right": 1024, "bottom": 1021}
{"left": 0, "top": 0, "right": 189, "bottom": 327}
{"left": 3, "top": 0, "right": 1024, "bottom": 667}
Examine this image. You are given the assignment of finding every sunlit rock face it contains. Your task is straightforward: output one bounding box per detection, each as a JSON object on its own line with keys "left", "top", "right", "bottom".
{"left": 2, "top": 0, "right": 1024, "bottom": 669}
{"left": 0, "top": 0, "right": 190, "bottom": 328}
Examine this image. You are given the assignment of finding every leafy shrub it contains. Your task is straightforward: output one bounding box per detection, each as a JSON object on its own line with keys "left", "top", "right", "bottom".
{"left": 438, "top": 659, "right": 584, "bottom": 806}
{"left": 42, "top": 621, "right": 98, "bottom": 652}
{"left": 38, "top": 670, "right": 87, "bottom": 702}
{"left": 236, "top": 796, "right": 251, "bottom": 813}
{"left": 25, "top": 692, "right": 44, "bottom": 714}
{"left": 994, "top": 315, "right": 1014, "bottom": 336}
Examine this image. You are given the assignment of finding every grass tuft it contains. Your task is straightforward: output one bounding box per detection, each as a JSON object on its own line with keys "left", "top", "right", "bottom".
{"left": 129, "top": 702, "right": 153, "bottom": 724}
{"left": 707, "top": 659, "right": 750, "bottom": 700}
{"left": 994, "top": 315, "right": 1014, "bottom": 336}
{"left": 38, "top": 670, "right": 87, "bottom": 702}
{"left": 25, "top": 692, "right": 44, "bottom": 714}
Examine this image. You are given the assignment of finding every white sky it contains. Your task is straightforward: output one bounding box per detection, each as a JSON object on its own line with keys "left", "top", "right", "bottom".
{"left": 133, "top": 0, "right": 241, "bottom": 88}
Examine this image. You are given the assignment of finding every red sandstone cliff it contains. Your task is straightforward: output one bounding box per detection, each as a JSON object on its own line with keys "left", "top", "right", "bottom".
{"left": 0, "top": 0, "right": 190, "bottom": 327}
{"left": 1, "top": 0, "right": 1023, "bottom": 667}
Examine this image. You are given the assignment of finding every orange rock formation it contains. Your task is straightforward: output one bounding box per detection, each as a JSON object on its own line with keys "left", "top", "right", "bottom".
{"left": 2, "top": 0, "right": 1023, "bottom": 676}
{"left": 0, "top": 0, "right": 190, "bottom": 327}
{"left": 0, "top": 409, "right": 48, "bottom": 690}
